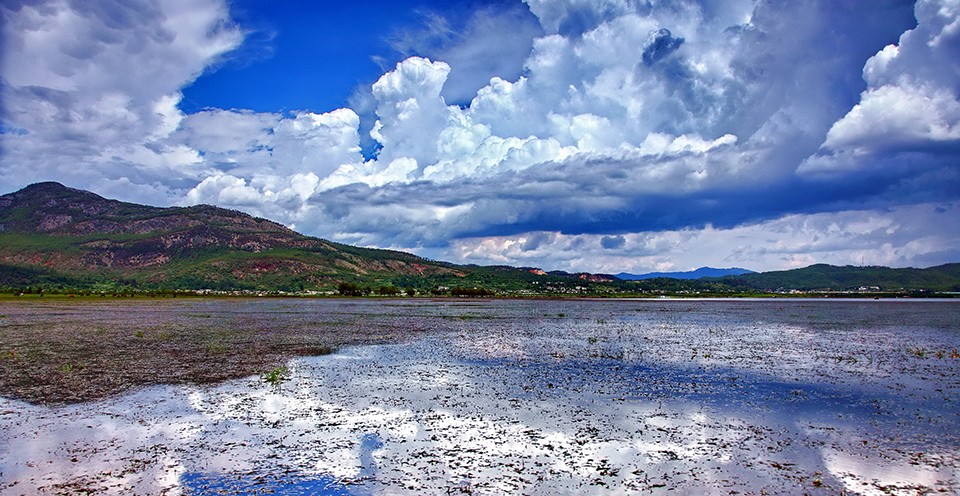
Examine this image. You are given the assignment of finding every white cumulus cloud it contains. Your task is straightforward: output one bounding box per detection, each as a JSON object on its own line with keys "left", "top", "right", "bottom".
{"left": 801, "top": 0, "right": 960, "bottom": 173}
{"left": 0, "top": 0, "right": 242, "bottom": 203}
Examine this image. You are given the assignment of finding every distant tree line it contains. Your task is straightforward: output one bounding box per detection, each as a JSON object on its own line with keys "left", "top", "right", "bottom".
{"left": 450, "top": 286, "right": 494, "bottom": 297}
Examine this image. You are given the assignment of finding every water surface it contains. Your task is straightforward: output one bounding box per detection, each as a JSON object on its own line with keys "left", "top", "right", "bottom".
{"left": 1, "top": 298, "right": 958, "bottom": 494}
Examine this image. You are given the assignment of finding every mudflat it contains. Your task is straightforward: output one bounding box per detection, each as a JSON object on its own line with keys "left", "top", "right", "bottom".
{"left": 0, "top": 297, "right": 444, "bottom": 405}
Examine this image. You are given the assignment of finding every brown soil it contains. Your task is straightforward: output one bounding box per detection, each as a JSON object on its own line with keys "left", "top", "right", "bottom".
{"left": 0, "top": 297, "right": 438, "bottom": 405}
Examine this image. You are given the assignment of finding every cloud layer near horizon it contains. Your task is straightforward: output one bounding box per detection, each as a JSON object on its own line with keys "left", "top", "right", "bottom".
{"left": 2, "top": 0, "right": 959, "bottom": 273}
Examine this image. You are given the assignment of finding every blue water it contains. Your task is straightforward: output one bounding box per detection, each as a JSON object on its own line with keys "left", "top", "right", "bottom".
{"left": 181, "top": 433, "right": 384, "bottom": 495}
{"left": 182, "top": 471, "right": 357, "bottom": 495}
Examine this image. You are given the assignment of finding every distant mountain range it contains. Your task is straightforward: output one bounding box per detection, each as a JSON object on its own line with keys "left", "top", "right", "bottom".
{"left": 616, "top": 267, "right": 755, "bottom": 280}
{"left": 1, "top": 183, "right": 958, "bottom": 295}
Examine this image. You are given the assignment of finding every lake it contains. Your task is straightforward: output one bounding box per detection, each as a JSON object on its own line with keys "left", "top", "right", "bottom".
{"left": 1, "top": 298, "right": 958, "bottom": 494}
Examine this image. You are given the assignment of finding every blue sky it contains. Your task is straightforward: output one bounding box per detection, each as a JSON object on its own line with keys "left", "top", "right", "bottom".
{"left": 180, "top": 0, "right": 510, "bottom": 114}
{"left": 2, "top": 0, "right": 959, "bottom": 273}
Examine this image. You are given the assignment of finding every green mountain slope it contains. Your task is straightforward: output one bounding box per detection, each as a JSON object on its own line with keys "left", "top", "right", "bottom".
{"left": 716, "top": 263, "right": 960, "bottom": 292}
{"left": 0, "top": 182, "right": 468, "bottom": 292}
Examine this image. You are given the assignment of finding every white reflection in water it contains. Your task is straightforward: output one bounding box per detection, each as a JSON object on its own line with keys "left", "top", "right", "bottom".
{"left": 1, "top": 299, "right": 959, "bottom": 495}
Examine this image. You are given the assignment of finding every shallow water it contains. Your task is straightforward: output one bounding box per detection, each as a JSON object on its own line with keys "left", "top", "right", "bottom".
{"left": 1, "top": 298, "right": 958, "bottom": 495}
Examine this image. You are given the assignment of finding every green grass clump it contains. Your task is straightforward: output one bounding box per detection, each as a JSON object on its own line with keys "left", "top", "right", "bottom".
{"left": 261, "top": 366, "right": 289, "bottom": 386}
{"left": 906, "top": 347, "right": 927, "bottom": 358}
{"left": 59, "top": 363, "right": 83, "bottom": 373}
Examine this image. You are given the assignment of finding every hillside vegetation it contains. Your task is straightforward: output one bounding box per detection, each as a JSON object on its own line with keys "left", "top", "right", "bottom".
{"left": 715, "top": 263, "right": 960, "bottom": 292}
{"left": 0, "top": 183, "right": 596, "bottom": 294}
{"left": 0, "top": 182, "right": 464, "bottom": 292}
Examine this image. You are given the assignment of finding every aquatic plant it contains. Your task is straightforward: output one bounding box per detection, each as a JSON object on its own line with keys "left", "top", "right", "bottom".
{"left": 906, "top": 347, "right": 927, "bottom": 358}
{"left": 261, "top": 366, "right": 289, "bottom": 386}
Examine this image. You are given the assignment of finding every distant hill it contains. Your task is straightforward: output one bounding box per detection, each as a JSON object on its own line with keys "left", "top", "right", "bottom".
{"left": 0, "top": 182, "right": 608, "bottom": 294}
{"left": 616, "top": 267, "right": 755, "bottom": 280}
{"left": 0, "top": 182, "right": 471, "bottom": 292}
{"left": 716, "top": 263, "right": 960, "bottom": 292}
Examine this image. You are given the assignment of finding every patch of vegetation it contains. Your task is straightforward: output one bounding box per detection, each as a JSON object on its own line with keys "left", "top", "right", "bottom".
{"left": 338, "top": 282, "right": 367, "bottom": 296}
{"left": 261, "top": 366, "right": 290, "bottom": 386}
{"left": 451, "top": 287, "right": 494, "bottom": 297}
{"left": 377, "top": 285, "right": 401, "bottom": 296}
{"left": 59, "top": 363, "right": 83, "bottom": 373}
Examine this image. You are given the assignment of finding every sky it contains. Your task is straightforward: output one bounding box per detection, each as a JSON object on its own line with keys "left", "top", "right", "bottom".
{"left": 1, "top": 0, "right": 959, "bottom": 274}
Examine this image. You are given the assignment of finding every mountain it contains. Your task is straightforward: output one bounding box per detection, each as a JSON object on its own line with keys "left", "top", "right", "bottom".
{"left": 0, "top": 182, "right": 625, "bottom": 294}
{"left": 616, "top": 267, "right": 755, "bottom": 281}
{"left": 716, "top": 263, "right": 960, "bottom": 292}
{"left": 0, "top": 182, "right": 470, "bottom": 292}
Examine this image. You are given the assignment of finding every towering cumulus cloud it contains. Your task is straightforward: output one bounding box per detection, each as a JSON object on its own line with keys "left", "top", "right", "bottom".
{"left": 802, "top": 0, "right": 960, "bottom": 172}
{"left": 1, "top": 0, "right": 958, "bottom": 271}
